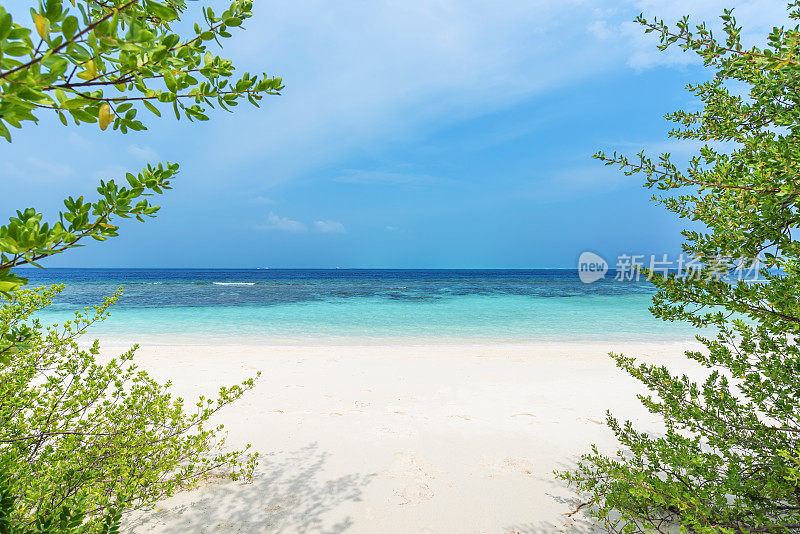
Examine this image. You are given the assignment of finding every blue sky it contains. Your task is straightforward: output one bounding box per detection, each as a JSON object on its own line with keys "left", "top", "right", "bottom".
{"left": 1, "top": 0, "right": 791, "bottom": 268}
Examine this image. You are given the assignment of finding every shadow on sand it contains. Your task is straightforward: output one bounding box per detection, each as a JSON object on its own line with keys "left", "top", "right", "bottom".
{"left": 503, "top": 456, "right": 605, "bottom": 534}
{"left": 124, "top": 443, "right": 374, "bottom": 533}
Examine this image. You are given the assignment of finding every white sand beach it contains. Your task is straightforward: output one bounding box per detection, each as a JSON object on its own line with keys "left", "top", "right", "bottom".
{"left": 115, "top": 340, "right": 702, "bottom": 533}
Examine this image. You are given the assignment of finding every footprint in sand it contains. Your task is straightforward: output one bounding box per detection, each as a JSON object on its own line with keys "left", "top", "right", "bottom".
{"left": 501, "top": 458, "right": 535, "bottom": 475}
{"left": 483, "top": 457, "right": 535, "bottom": 477}
{"left": 376, "top": 427, "right": 415, "bottom": 438}
{"left": 396, "top": 482, "right": 434, "bottom": 505}
{"left": 446, "top": 414, "right": 475, "bottom": 421}
{"left": 576, "top": 417, "right": 604, "bottom": 425}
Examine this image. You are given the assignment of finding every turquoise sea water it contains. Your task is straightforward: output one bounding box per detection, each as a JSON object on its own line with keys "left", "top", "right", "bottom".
{"left": 21, "top": 269, "right": 696, "bottom": 343}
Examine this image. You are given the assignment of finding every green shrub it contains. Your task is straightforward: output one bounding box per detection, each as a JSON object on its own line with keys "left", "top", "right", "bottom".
{"left": 0, "top": 285, "right": 259, "bottom": 529}
{"left": 559, "top": 3, "right": 800, "bottom": 531}
{"left": 0, "top": 0, "right": 281, "bottom": 528}
{"left": 0, "top": 469, "right": 122, "bottom": 534}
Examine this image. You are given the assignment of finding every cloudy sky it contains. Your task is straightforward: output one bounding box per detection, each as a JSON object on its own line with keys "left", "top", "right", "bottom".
{"left": 1, "top": 0, "right": 791, "bottom": 267}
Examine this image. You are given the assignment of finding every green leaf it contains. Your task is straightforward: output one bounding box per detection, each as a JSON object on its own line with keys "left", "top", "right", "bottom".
{"left": 3, "top": 43, "right": 31, "bottom": 56}
{"left": 145, "top": 0, "right": 178, "bottom": 21}
{"left": 143, "top": 101, "right": 161, "bottom": 117}
{"left": 61, "top": 15, "right": 78, "bottom": 40}
{"left": 0, "top": 9, "right": 12, "bottom": 41}
{"left": 0, "top": 280, "right": 20, "bottom": 292}
{"left": 163, "top": 71, "right": 177, "bottom": 93}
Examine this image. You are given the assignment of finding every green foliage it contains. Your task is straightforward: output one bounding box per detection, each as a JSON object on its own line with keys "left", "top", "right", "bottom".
{"left": 0, "top": 164, "right": 176, "bottom": 295}
{"left": 558, "top": 2, "right": 800, "bottom": 532}
{"left": 0, "top": 163, "right": 177, "bottom": 362}
{"left": 0, "top": 0, "right": 278, "bottom": 529}
{"left": 0, "top": 0, "right": 282, "bottom": 356}
{"left": 0, "top": 286, "right": 260, "bottom": 530}
{"left": 0, "top": 469, "right": 122, "bottom": 533}
{"left": 0, "top": 0, "right": 283, "bottom": 139}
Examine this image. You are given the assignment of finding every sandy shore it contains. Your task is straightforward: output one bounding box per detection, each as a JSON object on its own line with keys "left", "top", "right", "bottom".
{"left": 111, "top": 339, "right": 701, "bottom": 533}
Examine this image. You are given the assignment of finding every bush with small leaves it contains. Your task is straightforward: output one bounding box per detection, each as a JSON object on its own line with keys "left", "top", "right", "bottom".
{"left": 0, "top": 469, "right": 122, "bottom": 533}
{"left": 0, "top": 0, "right": 279, "bottom": 529}
{"left": 0, "top": 286, "right": 259, "bottom": 529}
{"left": 558, "top": 3, "right": 800, "bottom": 532}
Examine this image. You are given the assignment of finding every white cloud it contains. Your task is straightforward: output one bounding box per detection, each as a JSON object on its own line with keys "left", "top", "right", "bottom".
{"left": 93, "top": 165, "right": 129, "bottom": 182}
{"left": 259, "top": 212, "right": 308, "bottom": 233}
{"left": 26, "top": 157, "right": 73, "bottom": 179}
{"left": 201, "top": 0, "right": 640, "bottom": 184}
{"left": 197, "top": 0, "right": 789, "bottom": 189}
{"left": 67, "top": 132, "right": 93, "bottom": 150}
{"left": 335, "top": 170, "right": 443, "bottom": 185}
{"left": 4, "top": 0, "right": 790, "bottom": 197}
{"left": 588, "top": 20, "right": 613, "bottom": 40}
{"left": 127, "top": 144, "right": 160, "bottom": 160}
{"left": 3, "top": 157, "right": 74, "bottom": 184}
{"left": 522, "top": 164, "right": 638, "bottom": 204}
{"left": 248, "top": 195, "right": 276, "bottom": 205}
{"left": 314, "top": 220, "right": 346, "bottom": 234}
{"left": 256, "top": 214, "right": 345, "bottom": 233}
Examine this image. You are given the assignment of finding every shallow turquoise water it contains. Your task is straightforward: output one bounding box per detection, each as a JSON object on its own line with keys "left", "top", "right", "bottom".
{"left": 21, "top": 269, "right": 696, "bottom": 343}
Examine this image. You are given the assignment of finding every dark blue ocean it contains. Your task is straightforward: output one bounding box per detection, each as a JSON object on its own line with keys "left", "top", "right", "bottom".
{"left": 19, "top": 269, "right": 695, "bottom": 343}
